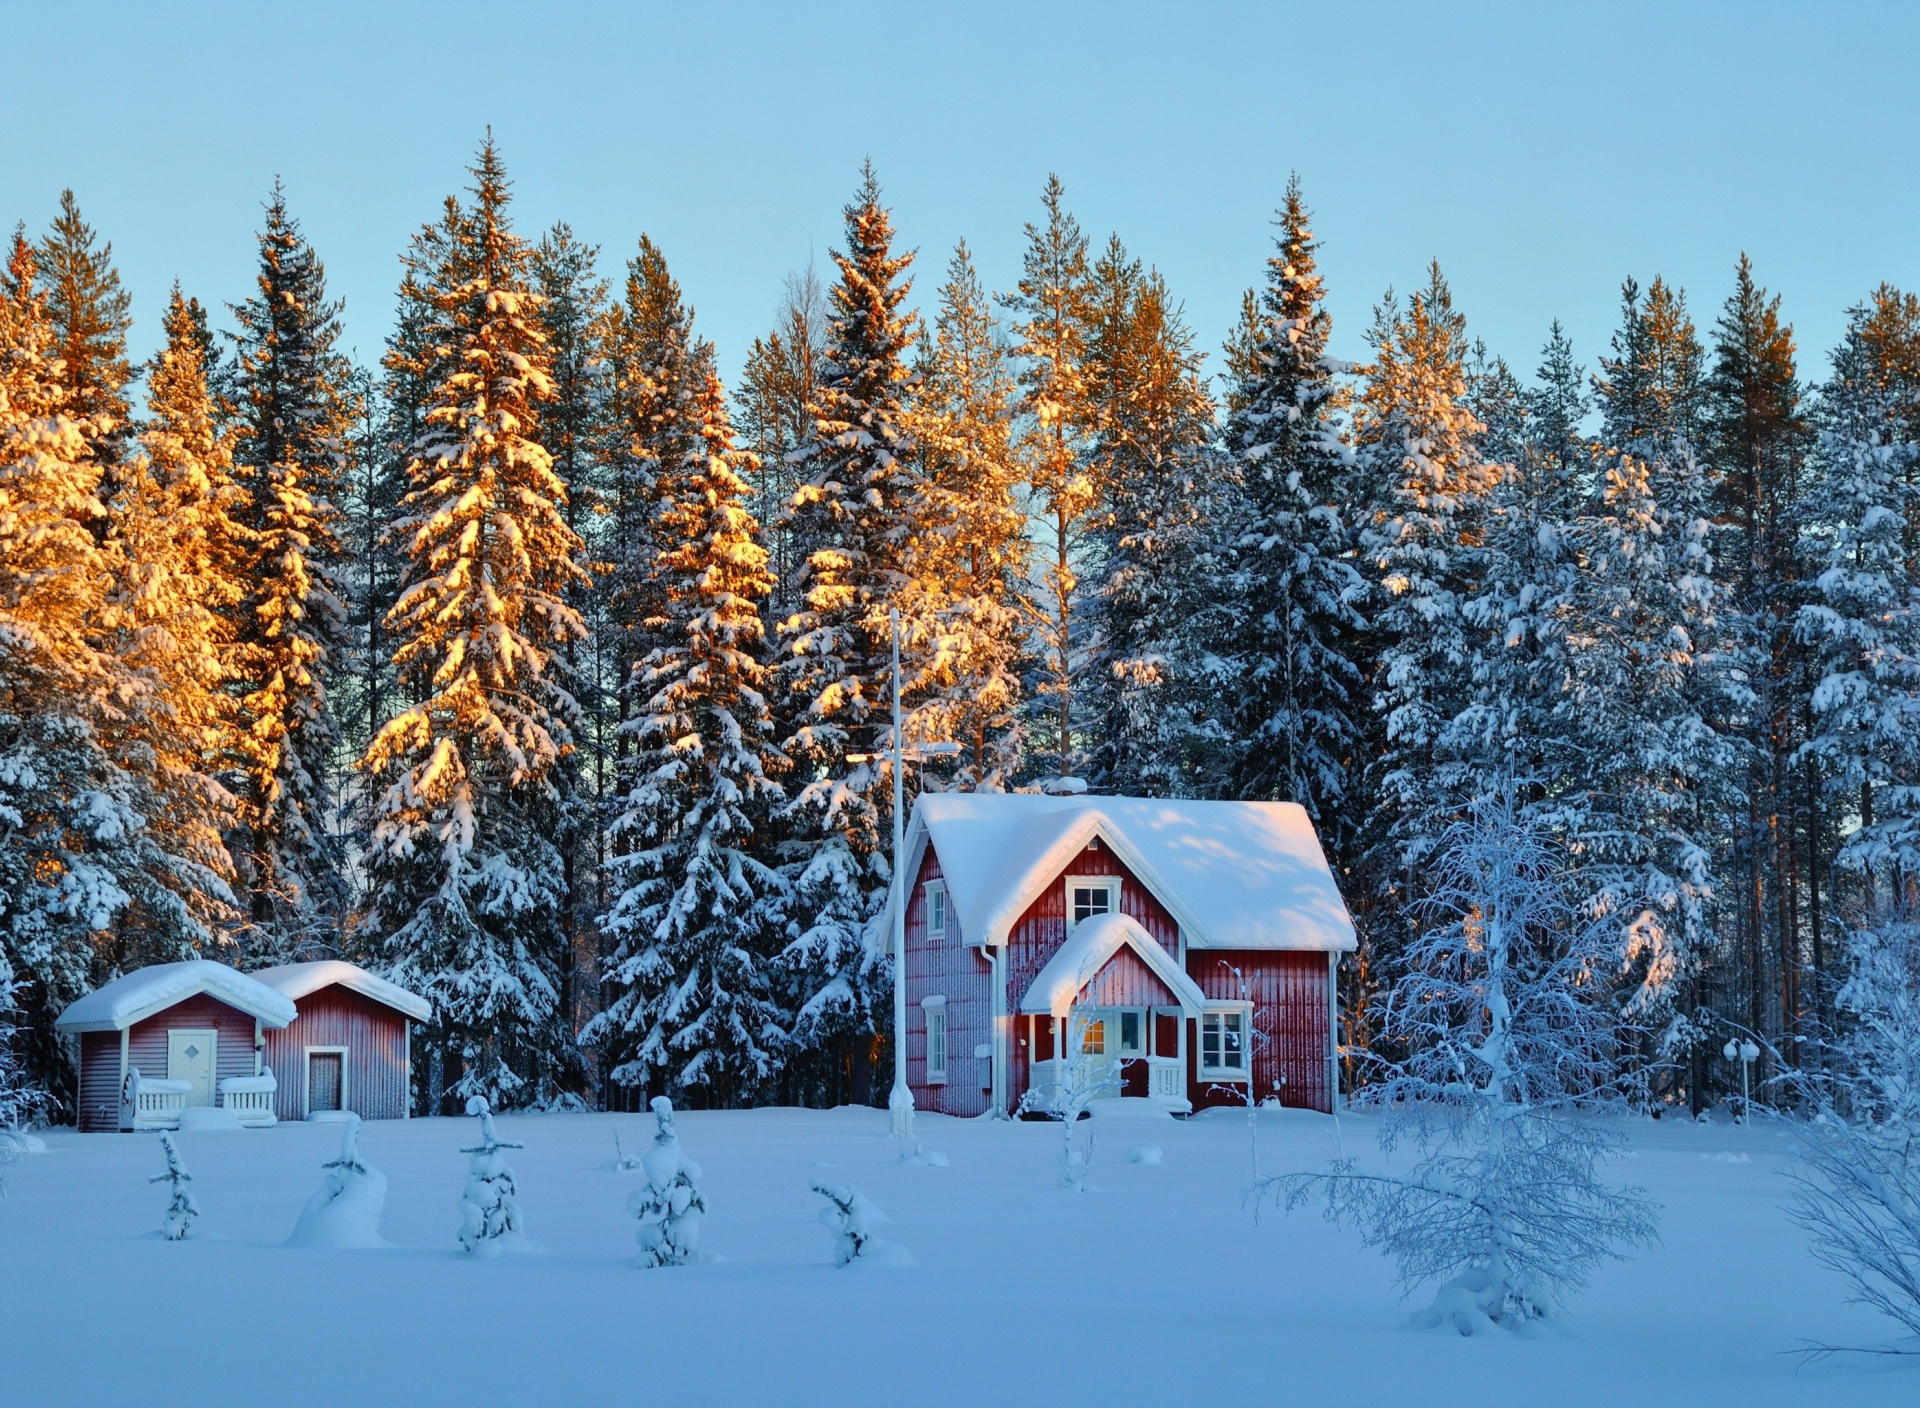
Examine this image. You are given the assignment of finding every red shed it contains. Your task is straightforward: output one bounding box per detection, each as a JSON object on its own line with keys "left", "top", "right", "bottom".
{"left": 253, "top": 962, "right": 432, "bottom": 1122}
{"left": 55, "top": 961, "right": 297, "bottom": 1131}
{"left": 889, "top": 795, "right": 1355, "bottom": 1118}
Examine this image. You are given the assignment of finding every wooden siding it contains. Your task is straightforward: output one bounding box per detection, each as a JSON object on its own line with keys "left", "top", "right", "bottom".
{"left": 126, "top": 994, "right": 259, "bottom": 1107}
{"left": 263, "top": 985, "right": 412, "bottom": 1121}
{"left": 1006, "top": 842, "right": 1180, "bottom": 1113}
{"left": 1187, "top": 950, "right": 1330, "bottom": 1112}
{"left": 904, "top": 847, "right": 994, "bottom": 1115}
{"left": 77, "top": 1031, "right": 123, "bottom": 1132}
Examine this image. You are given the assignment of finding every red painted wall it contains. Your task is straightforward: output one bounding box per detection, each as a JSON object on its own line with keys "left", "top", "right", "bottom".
{"left": 126, "top": 993, "right": 261, "bottom": 1104}
{"left": 1187, "top": 950, "right": 1331, "bottom": 1112}
{"left": 262, "top": 985, "right": 412, "bottom": 1122}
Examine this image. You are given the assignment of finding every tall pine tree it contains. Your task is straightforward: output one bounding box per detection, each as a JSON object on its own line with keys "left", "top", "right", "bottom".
{"left": 361, "top": 140, "right": 589, "bottom": 1112}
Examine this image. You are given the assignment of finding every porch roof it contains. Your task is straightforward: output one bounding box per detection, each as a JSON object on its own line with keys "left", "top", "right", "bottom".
{"left": 1020, "top": 912, "right": 1208, "bottom": 1019}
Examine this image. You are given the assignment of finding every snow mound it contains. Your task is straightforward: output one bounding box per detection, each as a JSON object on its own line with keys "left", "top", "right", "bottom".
{"left": 899, "top": 1141, "right": 948, "bottom": 1167}
{"left": 177, "top": 1106, "right": 246, "bottom": 1133}
{"left": 1699, "top": 1151, "right": 1751, "bottom": 1164}
{"left": 287, "top": 1116, "right": 389, "bottom": 1250}
{"left": 1124, "top": 1143, "right": 1163, "bottom": 1164}
{"left": 1088, "top": 1097, "right": 1174, "bottom": 1122}
{"left": 305, "top": 1110, "right": 357, "bottom": 1124}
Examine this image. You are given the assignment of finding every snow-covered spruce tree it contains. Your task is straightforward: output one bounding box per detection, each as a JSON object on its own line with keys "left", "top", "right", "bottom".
{"left": 1081, "top": 240, "right": 1217, "bottom": 797}
{"left": 1204, "top": 176, "right": 1363, "bottom": 820}
{"left": 101, "top": 285, "right": 250, "bottom": 954}
{"left": 585, "top": 370, "right": 789, "bottom": 1106}
{"left": 1798, "top": 287, "right": 1920, "bottom": 891}
{"left": 457, "top": 1095, "right": 528, "bottom": 1255}
{"left": 36, "top": 191, "right": 133, "bottom": 533}
{"left": 737, "top": 265, "right": 829, "bottom": 631}
{"left": 0, "top": 232, "right": 180, "bottom": 1109}
{"left": 774, "top": 164, "right": 925, "bottom": 1103}
{"left": 629, "top": 1096, "right": 707, "bottom": 1267}
{"left": 1270, "top": 787, "right": 1659, "bottom": 1333}
{"left": 152, "top": 1132, "right": 199, "bottom": 1240}
{"left": 1001, "top": 176, "right": 1099, "bottom": 782}
{"left": 0, "top": 963, "right": 42, "bottom": 1177}
{"left": 1564, "top": 279, "right": 1733, "bottom": 1089}
{"left": 908, "top": 240, "right": 1029, "bottom": 790}
{"left": 227, "top": 183, "right": 354, "bottom": 957}
{"left": 1349, "top": 267, "right": 1501, "bottom": 908}
{"left": 1785, "top": 890, "right": 1920, "bottom": 1349}
{"left": 362, "top": 141, "right": 589, "bottom": 1112}
{"left": 812, "top": 1181, "right": 910, "bottom": 1266}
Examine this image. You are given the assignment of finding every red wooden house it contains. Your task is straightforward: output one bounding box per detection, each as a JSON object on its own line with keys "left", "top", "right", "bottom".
{"left": 57, "top": 959, "right": 430, "bottom": 1131}
{"left": 889, "top": 795, "right": 1355, "bottom": 1117}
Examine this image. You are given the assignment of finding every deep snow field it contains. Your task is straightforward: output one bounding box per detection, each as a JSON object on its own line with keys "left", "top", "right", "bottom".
{"left": 1, "top": 1102, "right": 1912, "bottom": 1407}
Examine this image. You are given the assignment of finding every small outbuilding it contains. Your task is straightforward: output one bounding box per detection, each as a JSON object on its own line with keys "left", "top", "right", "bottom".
{"left": 55, "top": 959, "right": 431, "bottom": 1131}
{"left": 252, "top": 962, "right": 431, "bottom": 1123}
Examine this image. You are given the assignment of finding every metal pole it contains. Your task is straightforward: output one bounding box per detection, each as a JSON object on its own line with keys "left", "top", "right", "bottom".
{"left": 887, "top": 608, "right": 914, "bottom": 1140}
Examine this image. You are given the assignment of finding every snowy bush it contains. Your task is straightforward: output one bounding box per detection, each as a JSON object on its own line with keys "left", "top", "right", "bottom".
{"left": 458, "top": 1096, "right": 528, "bottom": 1255}
{"left": 630, "top": 1097, "right": 706, "bottom": 1268}
{"left": 1266, "top": 788, "right": 1658, "bottom": 1333}
{"left": 813, "top": 1182, "right": 912, "bottom": 1267}
{"left": 1785, "top": 900, "right": 1920, "bottom": 1350}
{"left": 287, "top": 1114, "right": 389, "bottom": 1250}
{"left": 151, "top": 1133, "right": 198, "bottom": 1241}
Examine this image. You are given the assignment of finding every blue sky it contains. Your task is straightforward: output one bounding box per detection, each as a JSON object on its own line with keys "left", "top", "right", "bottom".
{"left": 9, "top": 2, "right": 1920, "bottom": 395}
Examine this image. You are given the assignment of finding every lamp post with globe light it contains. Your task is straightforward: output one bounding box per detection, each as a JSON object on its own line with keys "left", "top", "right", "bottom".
{"left": 1722, "top": 1037, "right": 1760, "bottom": 1122}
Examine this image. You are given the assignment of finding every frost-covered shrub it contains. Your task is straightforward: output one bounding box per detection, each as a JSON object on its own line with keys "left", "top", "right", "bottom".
{"left": 1786, "top": 900, "right": 1920, "bottom": 1348}
{"left": 458, "top": 1096, "right": 528, "bottom": 1255}
{"left": 287, "top": 1114, "right": 389, "bottom": 1249}
{"left": 1268, "top": 789, "right": 1658, "bottom": 1333}
{"left": 813, "top": 1181, "right": 912, "bottom": 1267}
{"left": 630, "top": 1097, "right": 705, "bottom": 1268}
{"left": 152, "top": 1133, "right": 199, "bottom": 1241}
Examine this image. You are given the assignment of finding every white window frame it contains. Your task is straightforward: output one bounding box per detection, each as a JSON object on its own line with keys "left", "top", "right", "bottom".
{"left": 921, "top": 995, "right": 948, "bottom": 1085}
{"left": 302, "top": 1045, "right": 350, "bottom": 1117}
{"left": 1064, "top": 876, "right": 1121, "bottom": 932}
{"left": 925, "top": 881, "right": 948, "bottom": 940}
{"left": 1199, "top": 1005, "right": 1252, "bottom": 1081}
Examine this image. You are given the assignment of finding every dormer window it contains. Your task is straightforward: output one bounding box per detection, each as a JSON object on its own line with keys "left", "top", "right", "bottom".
{"left": 1067, "top": 877, "right": 1120, "bottom": 931}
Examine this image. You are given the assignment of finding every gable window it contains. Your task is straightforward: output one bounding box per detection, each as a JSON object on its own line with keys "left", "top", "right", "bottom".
{"left": 925, "top": 882, "right": 947, "bottom": 940}
{"left": 1201, "top": 1007, "right": 1250, "bottom": 1079}
{"left": 1067, "top": 877, "right": 1120, "bottom": 931}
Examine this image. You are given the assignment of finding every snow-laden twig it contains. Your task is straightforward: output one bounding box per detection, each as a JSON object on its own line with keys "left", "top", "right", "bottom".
{"left": 1256, "top": 785, "right": 1659, "bottom": 1332}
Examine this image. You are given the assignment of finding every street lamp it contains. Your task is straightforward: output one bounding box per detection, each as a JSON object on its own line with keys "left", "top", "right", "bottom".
{"left": 1722, "top": 1038, "right": 1760, "bottom": 1122}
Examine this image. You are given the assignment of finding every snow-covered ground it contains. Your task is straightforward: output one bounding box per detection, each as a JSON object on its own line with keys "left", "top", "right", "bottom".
{"left": 1, "top": 1104, "right": 1910, "bottom": 1406}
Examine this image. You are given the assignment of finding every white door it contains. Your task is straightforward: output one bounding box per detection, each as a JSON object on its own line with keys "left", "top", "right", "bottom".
{"left": 167, "top": 1029, "right": 217, "bottom": 1107}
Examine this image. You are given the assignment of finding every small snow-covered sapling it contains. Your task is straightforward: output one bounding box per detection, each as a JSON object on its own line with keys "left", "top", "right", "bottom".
{"left": 630, "top": 1097, "right": 705, "bottom": 1267}
{"left": 812, "top": 1182, "right": 910, "bottom": 1267}
{"left": 152, "top": 1132, "right": 198, "bottom": 1240}
{"left": 287, "top": 1113, "right": 389, "bottom": 1249}
{"left": 458, "top": 1096, "right": 527, "bottom": 1255}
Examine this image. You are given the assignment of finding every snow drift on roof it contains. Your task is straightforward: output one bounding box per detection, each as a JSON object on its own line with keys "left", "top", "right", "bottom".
{"left": 1021, "top": 912, "right": 1207, "bottom": 1017}
{"left": 55, "top": 960, "right": 298, "bottom": 1032}
{"left": 908, "top": 794, "right": 1355, "bottom": 952}
{"left": 250, "top": 961, "right": 433, "bottom": 1022}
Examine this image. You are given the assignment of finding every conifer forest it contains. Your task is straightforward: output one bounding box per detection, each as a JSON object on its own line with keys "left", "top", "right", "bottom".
{"left": 7, "top": 133, "right": 1920, "bottom": 1127}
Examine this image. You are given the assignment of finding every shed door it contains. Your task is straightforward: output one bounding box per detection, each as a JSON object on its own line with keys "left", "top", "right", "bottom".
{"left": 167, "top": 1029, "right": 217, "bottom": 1107}
{"left": 308, "top": 1053, "right": 343, "bottom": 1113}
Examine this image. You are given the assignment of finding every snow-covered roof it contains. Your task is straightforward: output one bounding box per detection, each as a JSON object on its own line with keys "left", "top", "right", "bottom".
{"left": 1020, "top": 912, "right": 1208, "bottom": 1017}
{"left": 55, "top": 960, "right": 298, "bottom": 1033}
{"left": 902, "top": 794, "right": 1355, "bottom": 952}
{"left": 250, "top": 961, "right": 433, "bottom": 1023}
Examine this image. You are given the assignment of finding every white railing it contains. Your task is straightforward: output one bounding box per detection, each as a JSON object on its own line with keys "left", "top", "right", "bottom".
{"left": 218, "top": 1073, "right": 278, "bottom": 1127}
{"left": 1146, "top": 1057, "right": 1190, "bottom": 1111}
{"left": 123, "top": 1070, "right": 189, "bottom": 1131}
